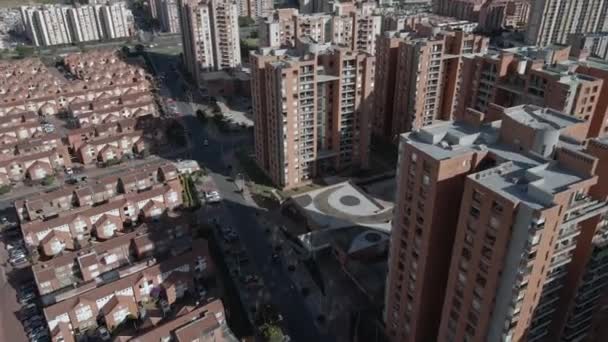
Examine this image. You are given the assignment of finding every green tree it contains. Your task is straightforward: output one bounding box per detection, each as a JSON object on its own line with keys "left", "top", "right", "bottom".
{"left": 0, "top": 185, "right": 11, "bottom": 195}
{"left": 238, "top": 16, "right": 255, "bottom": 27}
{"left": 40, "top": 175, "right": 56, "bottom": 186}
{"left": 15, "top": 45, "right": 35, "bottom": 58}
{"left": 260, "top": 324, "right": 284, "bottom": 342}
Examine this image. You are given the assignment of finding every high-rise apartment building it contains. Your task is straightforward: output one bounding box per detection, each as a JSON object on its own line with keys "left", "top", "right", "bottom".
{"left": 66, "top": 4, "right": 103, "bottom": 43}
{"left": 178, "top": 0, "right": 241, "bottom": 83}
{"left": 155, "top": 0, "right": 181, "bottom": 33}
{"left": 433, "top": 0, "right": 529, "bottom": 32}
{"left": 260, "top": 3, "right": 380, "bottom": 54}
{"left": 525, "top": 0, "right": 608, "bottom": 46}
{"left": 569, "top": 33, "right": 608, "bottom": 62}
{"left": 558, "top": 219, "right": 608, "bottom": 342}
{"left": 385, "top": 104, "right": 607, "bottom": 342}
{"left": 259, "top": 9, "right": 331, "bottom": 48}
{"left": 98, "top": 2, "right": 133, "bottom": 39}
{"left": 238, "top": 0, "right": 273, "bottom": 18}
{"left": 299, "top": 0, "right": 334, "bottom": 14}
{"left": 373, "top": 28, "right": 488, "bottom": 140}
{"left": 382, "top": 12, "right": 479, "bottom": 33}
{"left": 331, "top": 2, "right": 382, "bottom": 55}
{"left": 457, "top": 45, "right": 608, "bottom": 138}
{"left": 21, "top": 5, "right": 72, "bottom": 46}
{"left": 251, "top": 42, "right": 375, "bottom": 189}
{"left": 21, "top": 3, "right": 133, "bottom": 46}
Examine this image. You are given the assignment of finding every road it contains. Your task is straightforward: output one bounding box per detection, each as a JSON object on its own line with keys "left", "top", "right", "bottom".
{"left": 148, "top": 52, "right": 334, "bottom": 342}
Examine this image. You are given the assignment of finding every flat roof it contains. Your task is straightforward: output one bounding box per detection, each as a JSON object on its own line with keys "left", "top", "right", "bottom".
{"left": 289, "top": 181, "right": 393, "bottom": 232}
{"left": 401, "top": 105, "right": 592, "bottom": 208}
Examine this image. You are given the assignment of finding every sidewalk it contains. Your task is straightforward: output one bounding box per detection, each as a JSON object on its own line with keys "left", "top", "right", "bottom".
{"left": 256, "top": 216, "right": 331, "bottom": 333}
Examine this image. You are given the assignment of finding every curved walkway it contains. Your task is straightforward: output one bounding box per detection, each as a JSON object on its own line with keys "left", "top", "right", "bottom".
{"left": 311, "top": 185, "right": 393, "bottom": 224}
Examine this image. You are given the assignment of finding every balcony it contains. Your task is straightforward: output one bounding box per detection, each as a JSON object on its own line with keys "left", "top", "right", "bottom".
{"left": 563, "top": 199, "right": 608, "bottom": 225}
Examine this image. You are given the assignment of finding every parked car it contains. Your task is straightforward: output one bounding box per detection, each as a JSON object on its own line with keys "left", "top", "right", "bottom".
{"left": 205, "top": 191, "right": 222, "bottom": 203}
{"left": 98, "top": 327, "right": 111, "bottom": 341}
{"left": 11, "top": 256, "right": 28, "bottom": 267}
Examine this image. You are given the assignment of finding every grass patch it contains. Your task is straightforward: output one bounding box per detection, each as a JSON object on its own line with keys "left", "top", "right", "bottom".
{"left": 0, "top": 184, "right": 11, "bottom": 195}
{"left": 282, "top": 183, "right": 325, "bottom": 198}
{"left": 235, "top": 148, "right": 283, "bottom": 208}
{"left": 181, "top": 174, "right": 200, "bottom": 209}
{"left": 40, "top": 175, "right": 56, "bottom": 186}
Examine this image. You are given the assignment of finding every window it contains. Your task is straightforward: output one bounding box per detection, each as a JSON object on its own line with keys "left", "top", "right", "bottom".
{"left": 470, "top": 206, "right": 480, "bottom": 219}
{"left": 476, "top": 274, "right": 487, "bottom": 287}
{"left": 531, "top": 232, "right": 541, "bottom": 246}
{"left": 491, "top": 201, "right": 503, "bottom": 214}
{"left": 472, "top": 190, "right": 482, "bottom": 203}
{"left": 462, "top": 247, "right": 472, "bottom": 260}
{"left": 489, "top": 216, "right": 500, "bottom": 229}
{"left": 422, "top": 174, "right": 430, "bottom": 186}
{"left": 464, "top": 232, "right": 474, "bottom": 246}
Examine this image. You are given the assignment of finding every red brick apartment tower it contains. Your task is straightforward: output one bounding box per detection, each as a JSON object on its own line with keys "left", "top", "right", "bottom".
{"left": 250, "top": 44, "right": 374, "bottom": 189}
{"left": 385, "top": 104, "right": 608, "bottom": 342}
{"left": 373, "top": 28, "right": 488, "bottom": 142}
{"left": 543, "top": 137, "right": 608, "bottom": 342}
{"left": 457, "top": 45, "right": 608, "bottom": 138}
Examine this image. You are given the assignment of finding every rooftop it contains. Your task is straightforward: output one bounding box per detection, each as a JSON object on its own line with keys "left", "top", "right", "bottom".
{"left": 288, "top": 181, "right": 393, "bottom": 233}
{"left": 402, "top": 105, "right": 594, "bottom": 209}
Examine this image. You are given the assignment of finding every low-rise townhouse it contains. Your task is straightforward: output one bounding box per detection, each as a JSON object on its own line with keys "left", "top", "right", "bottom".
{"left": 15, "top": 162, "right": 179, "bottom": 222}
{"left": 20, "top": 179, "right": 183, "bottom": 249}
{"left": 0, "top": 110, "right": 39, "bottom": 128}
{"left": 0, "top": 121, "right": 43, "bottom": 145}
{"left": 117, "top": 299, "right": 232, "bottom": 342}
{"left": 0, "top": 147, "right": 71, "bottom": 185}
{"left": 67, "top": 118, "right": 136, "bottom": 150}
{"left": 69, "top": 91, "right": 156, "bottom": 128}
{"left": 77, "top": 131, "right": 145, "bottom": 165}
{"left": 33, "top": 219, "right": 192, "bottom": 305}
{"left": 43, "top": 246, "right": 213, "bottom": 335}
{"left": 0, "top": 51, "right": 154, "bottom": 118}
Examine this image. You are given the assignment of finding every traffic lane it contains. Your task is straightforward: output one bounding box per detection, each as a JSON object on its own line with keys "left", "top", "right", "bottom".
{"left": 187, "top": 130, "right": 329, "bottom": 340}
{"left": 221, "top": 201, "right": 331, "bottom": 342}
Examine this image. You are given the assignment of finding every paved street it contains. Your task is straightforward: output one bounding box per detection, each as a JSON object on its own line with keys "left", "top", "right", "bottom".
{"left": 148, "top": 52, "right": 335, "bottom": 342}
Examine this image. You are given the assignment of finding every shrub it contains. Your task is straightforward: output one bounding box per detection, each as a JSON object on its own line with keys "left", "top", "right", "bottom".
{"left": 40, "top": 175, "right": 55, "bottom": 186}
{"left": 0, "top": 185, "right": 11, "bottom": 195}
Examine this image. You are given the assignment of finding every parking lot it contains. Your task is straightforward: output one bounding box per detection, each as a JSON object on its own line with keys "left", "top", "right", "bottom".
{"left": 0, "top": 217, "right": 46, "bottom": 342}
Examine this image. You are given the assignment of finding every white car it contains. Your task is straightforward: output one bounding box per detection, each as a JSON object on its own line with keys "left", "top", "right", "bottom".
{"left": 65, "top": 167, "right": 73, "bottom": 175}
{"left": 43, "top": 123, "right": 54, "bottom": 133}
{"left": 98, "top": 327, "right": 111, "bottom": 341}
{"left": 205, "top": 191, "right": 221, "bottom": 203}
{"left": 203, "top": 139, "right": 209, "bottom": 146}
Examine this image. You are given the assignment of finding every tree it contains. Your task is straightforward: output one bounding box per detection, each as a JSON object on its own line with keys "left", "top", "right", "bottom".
{"left": 15, "top": 45, "right": 35, "bottom": 58}
{"left": 40, "top": 175, "right": 56, "bottom": 186}
{"left": 238, "top": 16, "right": 255, "bottom": 27}
{"left": 121, "top": 45, "right": 131, "bottom": 56}
{"left": 260, "top": 323, "right": 285, "bottom": 342}
{"left": 0, "top": 185, "right": 11, "bottom": 195}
